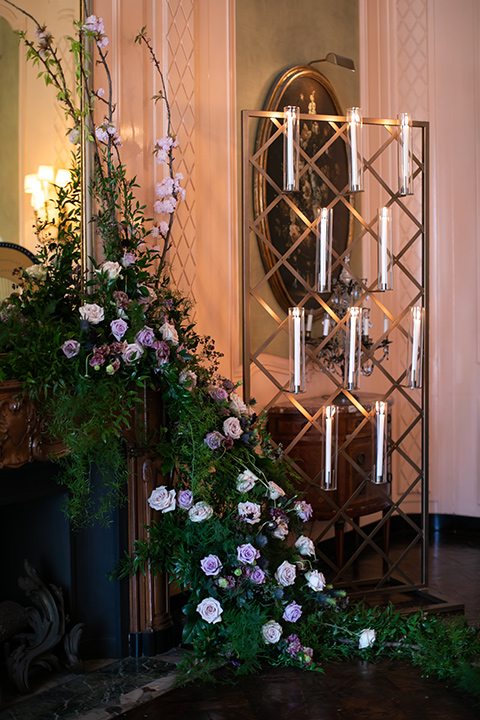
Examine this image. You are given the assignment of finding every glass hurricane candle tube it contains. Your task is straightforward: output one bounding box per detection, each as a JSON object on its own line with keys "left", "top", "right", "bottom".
{"left": 377, "top": 207, "right": 393, "bottom": 291}
{"left": 347, "top": 107, "right": 363, "bottom": 193}
{"left": 345, "top": 306, "right": 362, "bottom": 390}
{"left": 398, "top": 112, "right": 413, "bottom": 196}
{"left": 315, "top": 207, "right": 332, "bottom": 292}
{"left": 406, "top": 306, "right": 424, "bottom": 389}
{"left": 283, "top": 106, "right": 300, "bottom": 192}
{"left": 321, "top": 405, "right": 338, "bottom": 491}
{"left": 288, "top": 306, "right": 305, "bottom": 393}
{"left": 374, "top": 401, "right": 388, "bottom": 483}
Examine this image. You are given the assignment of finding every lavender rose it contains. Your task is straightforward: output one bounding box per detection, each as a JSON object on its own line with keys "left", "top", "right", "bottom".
{"left": 262, "top": 620, "right": 283, "bottom": 644}
{"left": 237, "top": 543, "right": 260, "bottom": 565}
{"left": 305, "top": 570, "right": 326, "bottom": 592}
{"left": 200, "top": 554, "right": 223, "bottom": 577}
{"left": 223, "top": 416, "right": 242, "bottom": 440}
{"left": 238, "top": 501, "right": 261, "bottom": 525}
{"left": 121, "top": 252, "right": 136, "bottom": 267}
{"left": 295, "top": 535, "right": 316, "bottom": 557}
{"left": 155, "top": 340, "right": 170, "bottom": 366}
{"left": 248, "top": 567, "right": 266, "bottom": 585}
{"left": 79, "top": 303, "right": 104, "bottom": 325}
{"left": 275, "top": 560, "right": 296, "bottom": 587}
{"left": 61, "top": 339, "right": 80, "bottom": 358}
{"left": 188, "top": 501, "right": 213, "bottom": 523}
{"left": 294, "top": 500, "right": 313, "bottom": 522}
{"left": 110, "top": 318, "right": 128, "bottom": 341}
{"left": 177, "top": 489, "right": 193, "bottom": 510}
{"left": 160, "top": 321, "right": 179, "bottom": 345}
{"left": 208, "top": 386, "right": 228, "bottom": 402}
{"left": 196, "top": 597, "right": 223, "bottom": 624}
{"left": 204, "top": 431, "right": 224, "bottom": 450}
{"left": 135, "top": 326, "right": 156, "bottom": 347}
{"left": 148, "top": 486, "right": 176, "bottom": 512}
{"left": 236, "top": 469, "right": 258, "bottom": 493}
{"left": 283, "top": 602, "right": 303, "bottom": 623}
{"left": 122, "top": 342, "right": 144, "bottom": 364}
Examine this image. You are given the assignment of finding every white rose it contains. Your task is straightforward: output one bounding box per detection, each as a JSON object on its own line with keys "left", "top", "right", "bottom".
{"left": 262, "top": 620, "right": 283, "bottom": 644}
{"left": 238, "top": 501, "right": 261, "bottom": 525}
{"left": 79, "top": 303, "right": 104, "bottom": 325}
{"left": 98, "top": 260, "right": 122, "bottom": 280}
{"left": 236, "top": 470, "right": 258, "bottom": 493}
{"left": 24, "top": 263, "right": 47, "bottom": 281}
{"left": 305, "top": 570, "right": 326, "bottom": 592}
{"left": 275, "top": 560, "right": 296, "bottom": 587}
{"left": 179, "top": 369, "right": 197, "bottom": 389}
{"left": 272, "top": 521, "right": 289, "bottom": 540}
{"left": 268, "top": 481, "right": 285, "bottom": 500}
{"left": 188, "top": 501, "right": 213, "bottom": 523}
{"left": 160, "top": 321, "right": 179, "bottom": 345}
{"left": 196, "top": 597, "right": 223, "bottom": 624}
{"left": 229, "top": 392, "right": 248, "bottom": 417}
{"left": 122, "top": 342, "right": 144, "bottom": 364}
{"left": 295, "top": 535, "right": 316, "bottom": 557}
{"left": 359, "top": 628, "right": 376, "bottom": 649}
{"left": 223, "top": 416, "right": 243, "bottom": 440}
{"left": 148, "top": 486, "right": 176, "bottom": 513}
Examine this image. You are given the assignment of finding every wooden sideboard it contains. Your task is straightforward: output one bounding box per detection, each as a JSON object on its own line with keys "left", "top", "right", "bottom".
{"left": 268, "top": 396, "right": 391, "bottom": 566}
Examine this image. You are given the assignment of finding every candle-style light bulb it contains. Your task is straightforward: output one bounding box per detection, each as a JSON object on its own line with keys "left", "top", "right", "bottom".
{"left": 378, "top": 207, "right": 393, "bottom": 291}
{"left": 347, "top": 107, "right": 363, "bottom": 193}
{"left": 375, "top": 401, "right": 387, "bottom": 483}
{"left": 398, "top": 112, "right": 413, "bottom": 196}
{"left": 288, "top": 306, "right": 305, "bottom": 393}
{"left": 283, "top": 106, "right": 300, "bottom": 192}
{"left": 316, "top": 207, "right": 332, "bottom": 292}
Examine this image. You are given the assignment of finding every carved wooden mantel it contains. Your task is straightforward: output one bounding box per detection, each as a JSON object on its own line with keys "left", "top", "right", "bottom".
{"left": 0, "top": 380, "right": 173, "bottom": 656}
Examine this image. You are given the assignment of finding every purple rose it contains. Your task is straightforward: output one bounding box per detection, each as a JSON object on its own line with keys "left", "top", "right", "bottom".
{"left": 237, "top": 543, "right": 260, "bottom": 565}
{"left": 294, "top": 501, "right": 313, "bottom": 522}
{"left": 113, "top": 290, "right": 131, "bottom": 310}
{"left": 248, "top": 567, "right": 266, "bottom": 585}
{"left": 135, "top": 326, "right": 156, "bottom": 347}
{"left": 200, "top": 554, "right": 223, "bottom": 577}
{"left": 283, "top": 602, "right": 303, "bottom": 623}
{"left": 155, "top": 340, "right": 170, "bottom": 366}
{"left": 61, "top": 339, "right": 80, "bottom": 358}
{"left": 204, "top": 431, "right": 224, "bottom": 450}
{"left": 89, "top": 346, "right": 109, "bottom": 368}
{"left": 208, "top": 386, "right": 228, "bottom": 402}
{"left": 110, "top": 318, "right": 128, "bottom": 341}
{"left": 177, "top": 489, "right": 193, "bottom": 510}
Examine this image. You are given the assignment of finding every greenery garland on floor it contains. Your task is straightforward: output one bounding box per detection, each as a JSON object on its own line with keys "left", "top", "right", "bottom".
{"left": 1, "top": 3, "right": 479, "bottom": 704}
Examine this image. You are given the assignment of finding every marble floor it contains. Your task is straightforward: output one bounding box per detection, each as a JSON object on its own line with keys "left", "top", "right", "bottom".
{"left": 0, "top": 528, "right": 479, "bottom": 720}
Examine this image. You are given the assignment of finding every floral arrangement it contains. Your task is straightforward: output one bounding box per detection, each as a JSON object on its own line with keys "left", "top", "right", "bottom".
{"left": 2, "top": 4, "right": 480, "bottom": 697}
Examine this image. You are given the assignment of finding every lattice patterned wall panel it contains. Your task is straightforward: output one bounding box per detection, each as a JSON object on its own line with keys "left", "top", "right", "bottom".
{"left": 164, "top": 0, "right": 196, "bottom": 304}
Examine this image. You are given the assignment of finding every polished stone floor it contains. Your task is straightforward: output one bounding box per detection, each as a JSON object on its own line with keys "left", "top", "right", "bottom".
{"left": 1, "top": 528, "right": 479, "bottom": 720}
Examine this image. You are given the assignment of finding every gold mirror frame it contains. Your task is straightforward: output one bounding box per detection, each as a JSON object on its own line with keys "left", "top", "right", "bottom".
{"left": 253, "top": 65, "right": 354, "bottom": 314}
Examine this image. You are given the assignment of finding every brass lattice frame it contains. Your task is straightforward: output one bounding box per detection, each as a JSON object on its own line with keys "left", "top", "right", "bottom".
{"left": 242, "top": 109, "right": 430, "bottom": 597}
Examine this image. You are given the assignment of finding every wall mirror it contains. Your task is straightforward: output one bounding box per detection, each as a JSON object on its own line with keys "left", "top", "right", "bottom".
{"left": 253, "top": 65, "right": 353, "bottom": 313}
{"left": 0, "top": 0, "right": 80, "bottom": 256}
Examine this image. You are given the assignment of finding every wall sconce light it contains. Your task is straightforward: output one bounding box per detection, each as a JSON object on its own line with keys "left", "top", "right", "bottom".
{"left": 288, "top": 306, "right": 305, "bottom": 393}
{"left": 315, "top": 207, "right": 332, "bottom": 292}
{"left": 398, "top": 112, "right": 413, "bottom": 196}
{"left": 24, "top": 164, "right": 70, "bottom": 230}
{"left": 377, "top": 206, "right": 393, "bottom": 291}
{"left": 407, "top": 306, "right": 424, "bottom": 389}
{"left": 321, "top": 404, "right": 338, "bottom": 490}
{"left": 346, "top": 107, "right": 363, "bottom": 193}
{"left": 283, "top": 105, "right": 300, "bottom": 192}
{"left": 374, "top": 401, "right": 387, "bottom": 483}
{"left": 309, "top": 53, "right": 356, "bottom": 72}
{"left": 345, "top": 305, "right": 362, "bottom": 390}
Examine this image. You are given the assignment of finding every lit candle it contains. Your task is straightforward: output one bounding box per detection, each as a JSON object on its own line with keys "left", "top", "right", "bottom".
{"left": 362, "top": 310, "right": 370, "bottom": 337}
{"left": 284, "top": 106, "right": 298, "bottom": 191}
{"left": 376, "top": 401, "right": 386, "bottom": 481}
{"left": 325, "top": 405, "right": 335, "bottom": 488}
{"left": 398, "top": 112, "right": 411, "bottom": 195}
{"left": 379, "top": 207, "right": 389, "bottom": 290}
{"left": 411, "top": 307, "right": 422, "bottom": 385}
{"left": 383, "top": 314, "right": 389, "bottom": 334}
{"left": 348, "top": 108, "right": 359, "bottom": 186}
